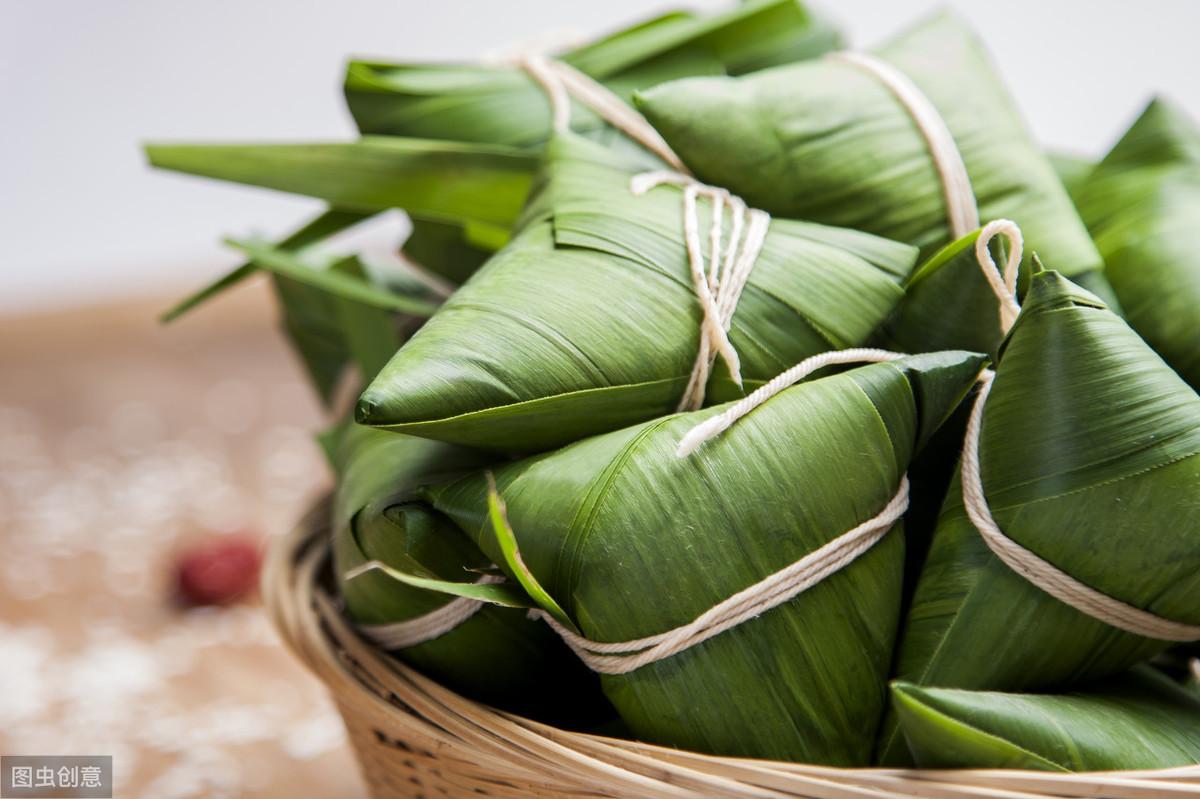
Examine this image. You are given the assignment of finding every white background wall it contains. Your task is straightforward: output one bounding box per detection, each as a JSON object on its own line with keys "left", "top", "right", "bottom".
{"left": 3, "top": 0, "right": 1199, "bottom": 315}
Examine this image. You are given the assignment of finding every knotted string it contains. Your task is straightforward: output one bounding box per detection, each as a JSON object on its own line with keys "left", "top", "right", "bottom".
{"left": 516, "top": 54, "right": 768, "bottom": 412}
{"left": 631, "top": 172, "right": 771, "bottom": 411}
{"left": 676, "top": 348, "right": 908, "bottom": 457}
{"left": 960, "top": 222, "right": 1200, "bottom": 642}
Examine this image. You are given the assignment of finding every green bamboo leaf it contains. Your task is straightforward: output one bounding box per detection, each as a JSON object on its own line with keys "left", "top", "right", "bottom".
{"left": 325, "top": 258, "right": 409, "bottom": 383}
{"left": 329, "top": 424, "right": 610, "bottom": 720}
{"left": 881, "top": 268, "right": 1200, "bottom": 764}
{"left": 566, "top": 0, "right": 840, "bottom": 79}
{"left": 1073, "top": 98, "right": 1200, "bottom": 389}
{"left": 485, "top": 477, "right": 576, "bottom": 631}
{"left": 160, "top": 209, "right": 371, "bottom": 323}
{"left": 344, "top": 0, "right": 840, "bottom": 144}
{"left": 873, "top": 229, "right": 1023, "bottom": 358}
{"left": 344, "top": 560, "right": 532, "bottom": 608}
{"left": 636, "top": 12, "right": 1116, "bottom": 306}
{"left": 357, "top": 133, "right": 916, "bottom": 451}
{"left": 1048, "top": 151, "right": 1094, "bottom": 198}
{"left": 265, "top": 248, "right": 414, "bottom": 405}
{"left": 892, "top": 667, "right": 1200, "bottom": 770}
{"left": 424, "top": 351, "right": 984, "bottom": 764}
{"left": 145, "top": 137, "right": 537, "bottom": 229}
{"left": 227, "top": 239, "right": 439, "bottom": 316}
{"left": 402, "top": 218, "right": 492, "bottom": 285}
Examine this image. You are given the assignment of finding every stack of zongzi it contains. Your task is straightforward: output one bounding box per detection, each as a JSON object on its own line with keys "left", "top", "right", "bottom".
{"left": 151, "top": 0, "right": 1200, "bottom": 777}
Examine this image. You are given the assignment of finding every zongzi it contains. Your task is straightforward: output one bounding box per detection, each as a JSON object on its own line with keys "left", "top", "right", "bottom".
{"left": 346, "top": 0, "right": 841, "bottom": 147}
{"left": 636, "top": 12, "right": 1116, "bottom": 313}
{"left": 422, "top": 350, "right": 985, "bottom": 764}
{"left": 882, "top": 264, "right": 1200, "bottom": 764}
{"left": 330, "top": 422, "right": 609, "bottom": 723}
{"left": 356, "top": 133, "right": 916, "bottom": 451}
{"left": 1073, "top": 98, "right": 1200, "bottom": 389}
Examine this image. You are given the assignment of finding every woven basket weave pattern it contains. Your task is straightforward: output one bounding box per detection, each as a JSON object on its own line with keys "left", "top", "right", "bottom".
{"left": 263, "top": 502, "right": 1200, "bottom": 799}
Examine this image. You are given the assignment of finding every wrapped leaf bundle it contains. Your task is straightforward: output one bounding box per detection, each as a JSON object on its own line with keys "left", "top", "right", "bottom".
{"left": 356, "top": 133, "right": 917, "bottom": 451}
{"left": 1073, "top": 98, "right": 1200, "bottom": 388}
{"left": 421, "top": 351, "right": 984, "bottom": 763}
{"left": 637, "top": 12, "right": 1117, "bottom": 356}
{"left": 330, "top": 422, "right": 609, "bottom": 722}
{"left": 882, "top": 264, "right": 1200, "bottom": 763}
{"left": 892, "top": 667, "right": 1200, "bottom": 770}
{"left": 347, "top": 0, "right": 841, "bottom": 147}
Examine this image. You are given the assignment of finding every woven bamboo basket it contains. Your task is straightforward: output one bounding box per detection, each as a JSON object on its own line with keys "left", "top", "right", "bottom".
{"left": 263, "top": 501, "right": 1200, "bottom": 799}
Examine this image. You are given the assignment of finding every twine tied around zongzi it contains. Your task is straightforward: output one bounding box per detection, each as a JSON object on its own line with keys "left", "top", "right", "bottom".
{"left": 631, "top": 171, "right": 771, "bottom": 411}
{"left": 533, "top": 476, "right": 909, "bottom": 675}
{"left": 516, "top": 54, "right": 690, "bottom": 174}
{"left": 961, "top": 221, "right": 1200, "bottom": 642}
{"left": 827, "top": 51, "right": 980, "bottom": 239}
{"left": 525, "top": 350, "right": 913, "bottom": 675}
{"left": 516, "top": 54, "right": 770, "bottom": 412}
{"left": 346, "top": 565, "right": 505, "bottom": 650}
{"left": 676, "top": 348, "right": 909, "bottom": 456}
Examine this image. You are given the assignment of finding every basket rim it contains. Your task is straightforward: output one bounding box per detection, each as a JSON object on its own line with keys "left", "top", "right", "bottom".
{"left": 263, "top": 499, "right": 1200, "bottom": 799}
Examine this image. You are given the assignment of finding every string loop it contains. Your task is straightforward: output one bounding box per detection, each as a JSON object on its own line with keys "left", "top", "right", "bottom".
{"left": 677, "top": 348, "right": 907, "bottom": 456}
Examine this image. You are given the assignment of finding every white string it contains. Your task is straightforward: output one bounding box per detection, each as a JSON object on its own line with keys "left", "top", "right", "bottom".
{"left": 531, "top": 476, "right": 909, "bottom": 675}
{"left": 960, "top": 221, "right": 1200, "bottom": 642}
{"left": 346, "top": 564, "right": 505, "bottom": 649}
{"left": 516, "top": 54, "right": 691, "bottom": 174}
{"left": 632, "top": 171, "right": 771, "bottom": 412}
{"left": 515, "top": 54, "right": 573, "bottom": 137}
{"left": 827, "top": 51, "right": 980, "bottom": 239}
{"left": 974, "top": 219, "right": 1024, "bottom": 335}
{"left": 522, "top": 349, "right": 915, "bottom": 675}
{"left": 516, "top": 54, "right": 768, "bottom": 413}
{"left": 676, "top": 348, "right": 908, "bottom": 457}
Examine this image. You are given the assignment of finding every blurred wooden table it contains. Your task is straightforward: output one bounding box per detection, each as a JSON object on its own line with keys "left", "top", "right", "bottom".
{"left": 0, "top": 284, "right": 367, "bottom": 798}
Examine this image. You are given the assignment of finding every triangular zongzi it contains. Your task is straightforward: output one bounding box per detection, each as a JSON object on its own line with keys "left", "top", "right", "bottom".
{"left": 882, "top": 267, "right": 1200, "bottom": 763}
{"left": 346, "top": 0, "right": 841, "bottom": 147}
{"left": 356, "top": 133, "right": 916, "bottom": 451}
{"left": 422, "top": 350, "right": 985, "bottom": 764}
{"left": 1073, "top": 97, "right": 1200, "bottom": 389}
{"left": 636, "top": 12, "right": 1116, "bottom": 311}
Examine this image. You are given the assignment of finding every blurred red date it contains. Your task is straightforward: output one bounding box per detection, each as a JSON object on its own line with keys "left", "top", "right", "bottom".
{"left": 175, "top": 536, "right": 262, "bottom": 606}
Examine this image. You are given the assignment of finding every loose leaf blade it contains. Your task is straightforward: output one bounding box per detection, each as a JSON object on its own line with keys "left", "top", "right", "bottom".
{"left": 486, "top": 475, "right": 575, "bottom": 630}
{"left": 160, "top": 208, "right": 371, "bottom": 323}
{"left": 344, "top": 560, "right": 532, "bottom": 608}
{"left": 227, "top": 239, "right": 439, "bottom": 316}
{"left": 145, "top": 137, "right": 537, "bottom": 229}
